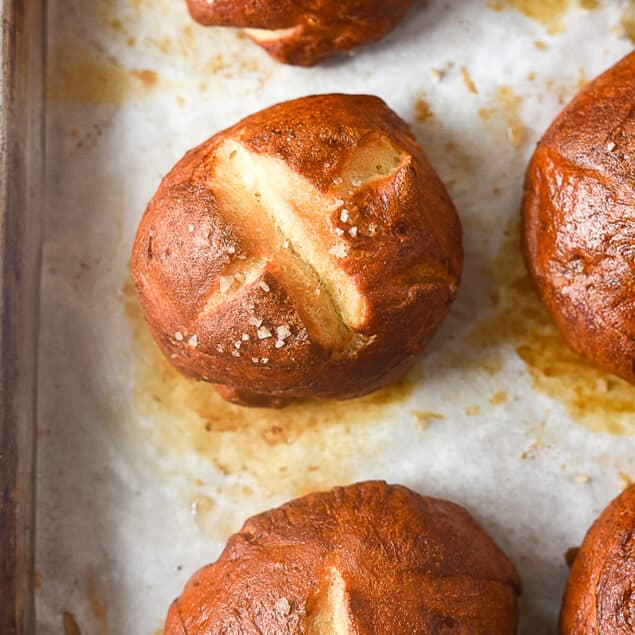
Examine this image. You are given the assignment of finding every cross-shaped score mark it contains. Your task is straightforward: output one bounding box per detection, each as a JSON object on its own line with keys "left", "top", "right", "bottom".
{"left": 308, "top": 567, "right": 350, "bottom": 634}
{"left": 192, "top": 136, "right": 405, "bottom": 357}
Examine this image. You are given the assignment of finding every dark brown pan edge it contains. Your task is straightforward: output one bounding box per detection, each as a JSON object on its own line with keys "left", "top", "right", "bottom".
{"left": 0, "top": 1, "right": 46, "bottom": 633}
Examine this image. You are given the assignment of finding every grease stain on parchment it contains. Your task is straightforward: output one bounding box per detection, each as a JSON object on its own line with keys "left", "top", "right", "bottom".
{"left": 618, "top": 1, "right": 635, "bottom": 44}
{"left": 414, "top": 97, "right": 434, "bottom": 123}
{"left": 48, "top": 42, "right": 163, "bottom": 104}
{"left": 190, "top": 493, "right": 244, "bottom": 540}
{"left": 461, "top": 66, "right": 479, "bottom": 94}
{"left": 50, "top": 0, "right": 268, "bottom": 107}
{"left": 98, "top": 0, "right": 267, "bottom": 79}
{"left": 87, "top": 574, "right": 108, "bottom": 635}
{"left": 411, "top": 410, "right": 444, "bottom": 430}
{"left": 63, "top": 612, "right": 82, "bottom": 635}
{"left": 411, "top": 116, "right": 474, "bottom": 197}
{"left": 544, "top": 68, "right": 589, "bottom": 105}
{"left": 478, "top": 86, "right": 527, "bottom": 148}
{"left": 486, "top": 0, "right": 599, "bottom": 34}
{"left": 122, "top": 281, "right": 416, "bottom": 497}
{"left": 468, "top": 218, "right": 635, "bottom": 435}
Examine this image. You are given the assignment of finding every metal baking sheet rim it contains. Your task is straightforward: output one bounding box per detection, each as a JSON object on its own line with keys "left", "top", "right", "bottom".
{"left": 12, "top": 2, "right": 635, "bottom": 635}
{"left": 0, "top": 1, "right": 46, "bottom": 633}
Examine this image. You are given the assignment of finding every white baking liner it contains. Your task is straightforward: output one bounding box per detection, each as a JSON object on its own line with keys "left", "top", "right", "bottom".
{"left": 37, "top": 1, "right": 634, "bottom": 633}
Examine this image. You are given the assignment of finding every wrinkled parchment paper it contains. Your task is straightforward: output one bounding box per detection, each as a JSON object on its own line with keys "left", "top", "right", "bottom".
{"left": 37, "top": 1, "right": 634, "bottom": 633}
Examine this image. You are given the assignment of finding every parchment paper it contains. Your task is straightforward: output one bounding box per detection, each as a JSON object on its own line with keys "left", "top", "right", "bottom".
{"left": 37, "top": 1, "right": 635, "bottom": 633}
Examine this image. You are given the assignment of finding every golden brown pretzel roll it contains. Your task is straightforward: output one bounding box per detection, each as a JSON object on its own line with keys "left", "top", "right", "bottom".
{"left": 185, "top": 0, "right": 414, "bottom": 66}
{"left": 131, "top": 94, "right": 462, "bottom": 408}
{"left": 560, "top": 484, "right": 635, "bottom": 634}
{"left": 522, "top": 51, "right": 635, "bottom": 384}
{"left": 164, "top": 481, "right": 522, "bottom": 634}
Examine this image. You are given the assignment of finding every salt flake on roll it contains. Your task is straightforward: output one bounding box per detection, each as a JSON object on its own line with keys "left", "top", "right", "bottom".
{"left": 131, "top": 94, "right": 462, "bottom": 407}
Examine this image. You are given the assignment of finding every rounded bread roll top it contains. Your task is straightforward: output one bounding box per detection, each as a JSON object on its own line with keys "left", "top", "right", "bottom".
{"left": 131, "top": 94, "right": 462, "bottom": 407}
{"left": 522, "top": 51, "right": 635, "bottom": 384}
{"left": 560, "top": 484, "right": 635, "bottom": 634}
{"left": 185, "top": 0, "right": 414, "bottom": 66}
{"left": 165, "top": 481, "right": 522, "bottom": 634}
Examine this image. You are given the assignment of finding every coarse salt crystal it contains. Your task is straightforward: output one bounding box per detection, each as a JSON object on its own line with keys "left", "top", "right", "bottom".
{"left": 216, "top": 344, "right": 224, "bottom": 353}
{"left": 174, "top": 331, "right": 184, "bottom": 341}
{"left": 234, "top": 272, "right": 245, "bottom": 282}
{"left": 187, "top": 334, "right": 198, "bottom": 348}
{"left": 329, "top": 243, "right": 348, "bottom": 259}
{"left": 188, "top": 224, "right": 195, "bottom": 232}
{"left": 606, "top": 141, "right": 616, "bottom": 152}
{"left": 251, "top": 357, "right": 259, "bottom": 363}
{"left": 219, "top": 276, "right": 233, "bottom": 294}
{"left": 248, "top": 316, "right": 263, "bottom": 328}
{"left": 276, "top": 325, "right": 291, "bottom": 340}
{"left": 227, "top": 245, "right": 236, "bottom": 254}
{"left": 259, "top": 281, "right": 270, "bottom": 292}
{"left": 257, "top": 326, "right": 272, "bottom": 339}
{"left": 274, "top": 340, "right": 284, "bottom": 348}
{"left": 340, "top": 209, "right": 349, "bottom": 223}
{"left": 241, "top": 333, "right": 250, "bottom": 341}
{"left": 349, "top": 226, "right": 358, "bottom": 237}
{"left": 231, "top": 350, "right": 240, "bottom": 357}
{"left": 261, "top": 357, "right": 269, "bottom": 364}
{"left": 275, "top": 598, "right": 291, "bottom": 615}
{"left": 351, "top": 178, "right": 362, "bottom": 187}
{"left": 234, "top": 340, "right": 241, "bottom": 349}
{"left": 335, "top": 228, "right": 344, "bottom": 236}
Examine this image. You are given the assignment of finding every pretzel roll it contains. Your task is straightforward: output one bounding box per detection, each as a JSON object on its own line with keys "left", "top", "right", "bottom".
{"left": 560, "top": 485, "right": 635, "bottom": 634}
{"left": 165, "top": 481, "right": 522, "bottom": 634}
{"left": 185, "top": 0, "right": 414, "bottom": 66}
{"left": 131, "top": 94, "right": 462, "bottom": 407}
{"left": 522, "top": 51, "right": 635, "bottom": 384}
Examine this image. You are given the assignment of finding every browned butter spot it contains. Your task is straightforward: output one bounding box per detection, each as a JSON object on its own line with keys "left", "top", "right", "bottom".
{"left": 87, "top": 573, "right": 108, "bottom": 635}
{"left": 122, "top": 281, "right": 416, "bottom": 497}
{"left": 468, "top": 217, "right": 635, "bottom": 435}
{"left": 619, "top": 1, "right": 635, "bottom": 44}
{"left": 63, "top": 613, "right": 82, "bottom": 635}
{"left": 488, "top": 0, "right": 599, "bottom": 35}
{"left": 47, "top": 41, "right": 163, "bottom": 105}
{"left": 489, "top": 390, "right": 508, "bottom": 405}
{"left": 190, "top": 494, "right": 244, "bottom": 540}
{"left": 414, "top": 97, "right": 434, "bottom": 123}
{"left": 411, "top": 410, "right": 444, "bottom": 430}
{"left": 478, "top": 86, "right": 527, "bottom": 148}
{"left": 461, "top": 66, "right": 478, "bottom": 94}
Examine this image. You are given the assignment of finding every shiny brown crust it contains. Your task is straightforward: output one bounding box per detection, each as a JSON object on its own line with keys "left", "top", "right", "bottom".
{"left": 560, "top": 485, "right": 635, "bottom": 634}
{"left": 522, "top": 51, "right": 635, "bottom": 384}
{"left": 185, "top": 0, "right": 414, "bottom": 66}
{"left": 165, "top": 481, "right": 522, "bottom": 634}
{"left": 131, "top": 94, "right": 462, "bottom": 407}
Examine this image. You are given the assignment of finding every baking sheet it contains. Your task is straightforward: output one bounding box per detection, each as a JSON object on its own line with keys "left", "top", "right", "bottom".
{"left": 0, "top": 1, "right": 45, "bottom": 632}
{"left": 37, "top": 1, "right": 635, "bottom": 633}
